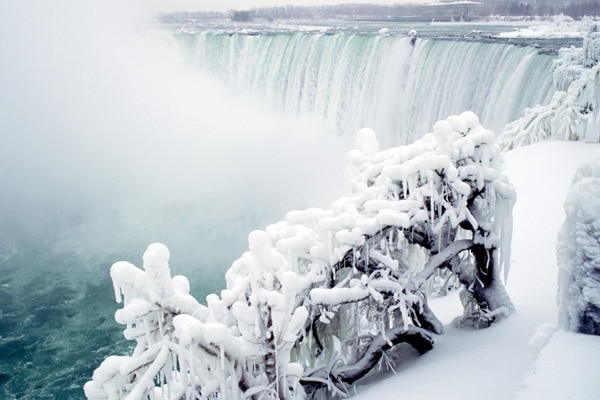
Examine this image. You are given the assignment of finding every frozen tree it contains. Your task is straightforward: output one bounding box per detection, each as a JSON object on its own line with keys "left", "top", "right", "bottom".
{"left": 498, "top": 23, "right": 600, "bottom": 150}
{"left": 85, "top": 111, "right": 516, "bottom": 400}
{"left": 557, "top": 150, "right": 600, "bottom": 336}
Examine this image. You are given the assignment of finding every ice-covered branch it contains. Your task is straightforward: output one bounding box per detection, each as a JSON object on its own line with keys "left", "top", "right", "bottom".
{"left": 410, "top": 239, "right": 475, "bottom": 290}
{"left": 336, "top": 326, "right": 434, "bottom": 384}
{"left": 302, "top": 325, "right": 434, "bottom": 390}
{"left": 87, "top": 111, "right": 515, "bottom": 399}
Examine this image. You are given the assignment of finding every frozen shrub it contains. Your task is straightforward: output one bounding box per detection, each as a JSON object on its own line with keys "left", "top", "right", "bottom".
{"left": 85, "top": 112, "right": 516, "bottom": 400}
{"left": 584, "top": 23, "right": 600, "bottom": 68}
{"left": 499, "top": 25, "right": 600, "bottom": 149}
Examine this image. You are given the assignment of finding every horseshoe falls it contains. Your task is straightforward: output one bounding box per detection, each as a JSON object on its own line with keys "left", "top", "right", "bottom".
{"left": 0, "top": 4, "right": 567, "bottom": 399}
{"left": 176, "top": 32, "right": 555, "bottom": 147}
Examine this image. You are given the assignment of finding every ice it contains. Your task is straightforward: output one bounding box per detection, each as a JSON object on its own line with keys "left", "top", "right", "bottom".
{"left": 350, "top": 140, "right": 600, "bottom": 400}
{"left": 203, "top": 323, "right": 229, "bottom": 345}
{"left": 310, "top": 286, "right": 370, "bottom": 306}
{"left": 432, "top": 119, "right": 454, "bottom": 144}
{"left": 353, "top": 127, "right": 379, "bottom": 157}
{"left": 497, "top": 15, "right": 595, "bottom": 39}
{"left": 557, "top": 150, "right": 600, "bottom": 335}
{"left": 87, "top": 112, "right": 519, "bottom": 399}
{"left": 286, "top": 363, "right": 304, "bottom": 378}
{"left": 110, "top": 261, "right": 149, "bottom": 303}
{"left": 284, "top": 306, "right": 309, "bottom": 342}
{"left": 231, "top": 301, "right": 254, "bottom": 326}
{"left": 114, "top": 299, "right": 157, "bottom": 325}
{"left": 335, "top": 228, "right": 366, "bottom": 246}
{"left": 514, "top": 330, "right": 600, "bottom": 400}
{"left": 375, "top": 209, "right": 411, "bottom": 228}
{"left": 91, "top": 356, "right": 129, "bottom": 386}
{"left": 584, "top": 27, "right": 600, "bottom": 67}
{"left": 173, "top": 314, "right": 203, "bottom": 345}
{"left": 499, "top": 23, "right": 600, "bottom": 149}
{"left": 276, "top": 231, "right": 316, "bottom": 254}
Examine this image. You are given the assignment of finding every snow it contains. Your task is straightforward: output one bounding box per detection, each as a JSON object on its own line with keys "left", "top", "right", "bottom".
{"left": 87, "top": 112, "right": 523, "bottom": 399}
{"left": 86, "top": 110, "right": 600, "bottom": 399}
{"left": 498, "top": 16, "right": 598, "bottom": 39}
{"left": 557, "top": 150, "right": 600, "bottom": 334}
{"left": 498, "top": 23, "right": 600, "bottom": 149}
{"left": 514, "top": 328, "right": 600, "bottom": 400}
{"left": 351, "top": 141, "right": 600, "bottom": 400}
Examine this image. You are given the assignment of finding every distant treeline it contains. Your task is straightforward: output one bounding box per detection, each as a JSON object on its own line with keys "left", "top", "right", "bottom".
{"left": 159, "top": 1, "right": 600, "bottom": 22}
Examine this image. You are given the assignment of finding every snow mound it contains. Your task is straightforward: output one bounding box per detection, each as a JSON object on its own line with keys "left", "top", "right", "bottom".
{"left": 498, "top": 15, "right": 597, "bottom": 39}
{"left": 514, "top": 328, "right": 600, "bottom": 400}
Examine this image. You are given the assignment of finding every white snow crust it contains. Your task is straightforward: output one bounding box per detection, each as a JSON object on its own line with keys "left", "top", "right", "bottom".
{"left": 498, "top": 15, "right": 598, "bottom": 39}
{"left": 513, "top": 328, "right": 600, "bottom": 400}
{"left": 352, "top": 141, "right": 600, "bottom": 400}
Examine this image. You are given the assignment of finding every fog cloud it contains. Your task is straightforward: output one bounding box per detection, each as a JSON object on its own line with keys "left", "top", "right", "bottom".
{"left": 0, "top": 1, "right": 347, "bottom": 268}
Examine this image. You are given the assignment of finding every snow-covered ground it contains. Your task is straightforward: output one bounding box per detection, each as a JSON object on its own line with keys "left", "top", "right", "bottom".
{"left": 352, "top": 141, "right": 600, "bottom": 399}
{"left": 497, "top": 15, "right": 598, "bottom": 38}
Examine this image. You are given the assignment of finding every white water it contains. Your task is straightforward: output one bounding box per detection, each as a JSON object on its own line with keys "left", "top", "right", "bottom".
{"left": 0, "top": 5, "right": 568, "bottom": 399}
{"left": 177, "top": 32, "right": 555, "bottom": 147}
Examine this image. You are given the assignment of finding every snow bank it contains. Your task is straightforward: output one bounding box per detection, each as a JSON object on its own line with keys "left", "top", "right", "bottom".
{"left": 498, "top": 15, "right": 597, "bottom": 39}
{"left": 514, "top": 327, "right": 600, "bottom": 400}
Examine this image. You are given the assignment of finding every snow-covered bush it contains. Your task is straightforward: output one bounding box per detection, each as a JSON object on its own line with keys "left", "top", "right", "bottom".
{"left": 85, "top": 111, "right": 516, "bottom": 400}
{"left": 552, "top": 46, "right": 584, "bottom": 92}
{"left": 557, "top": 151, "right": 600, "bottom": 336}
{"left": 499, "top": 24, "right": 600, "bottom": 150}
{"left": 584, "top": 23, "right": 600, "bottom": 68}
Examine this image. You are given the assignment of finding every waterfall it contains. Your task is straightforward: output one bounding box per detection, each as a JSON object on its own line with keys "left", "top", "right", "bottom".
{"left": 0, "top": 7, "right": 565, "bottom": 397}
{"left": 176, "top": 32, "right": 554, "bottom": 147}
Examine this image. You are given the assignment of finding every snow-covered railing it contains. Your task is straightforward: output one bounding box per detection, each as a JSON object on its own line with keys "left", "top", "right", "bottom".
{"left": 85, "top": 111, "right": 516, "bottom": 400}
{"left": 498, "top": 23, "right": 600, "bottom": 150}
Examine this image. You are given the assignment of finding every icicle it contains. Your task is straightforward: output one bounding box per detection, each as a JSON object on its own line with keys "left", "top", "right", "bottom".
{"left": 495, "top": 195, "right": 515, "bottom": 283}
{"left": 89, "top": 112, "right": 520, "bottom": 400}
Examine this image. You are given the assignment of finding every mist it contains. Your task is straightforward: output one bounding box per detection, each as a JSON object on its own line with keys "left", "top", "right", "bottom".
{"left": 0, "top": 2, "right": 348, "bottom": 276}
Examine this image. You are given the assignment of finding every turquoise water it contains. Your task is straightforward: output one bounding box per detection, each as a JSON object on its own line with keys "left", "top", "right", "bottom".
{"left": 0, "top": 16, "right": 576, "bottom": 399}
{"left": 0, "top": 243, "right": 125, "bottom": 398}
{"left": 0, "top": 209, "right": 255, "bottom": 398}
{"left": 174, "top": 26, "right": 560, "bottom": 147}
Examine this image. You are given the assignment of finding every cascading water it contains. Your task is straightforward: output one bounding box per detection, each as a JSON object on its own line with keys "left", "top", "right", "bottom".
{"left": 0, "top": 6, "right": 567, "bottom": 399}
{"left": 176, "top": 32, "right": 555, "bottom": 147}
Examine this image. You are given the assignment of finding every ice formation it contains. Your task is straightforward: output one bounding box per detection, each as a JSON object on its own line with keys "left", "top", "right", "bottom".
{"left": 497, "top": 15, "right": 597, "bottom": 39}
{"left": 498, "top": 23, "right": 600, "bottom": 149}
{"left": 85, "top": 112, "right": 516, "bottom": 400}
{"left": 557, "top": 150, "right": 600, "bottom": 335}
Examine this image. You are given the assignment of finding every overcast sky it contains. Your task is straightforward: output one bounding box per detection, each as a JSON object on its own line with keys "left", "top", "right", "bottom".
{"left": 152, "top": 0, "right": 431, "bottom": 13}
